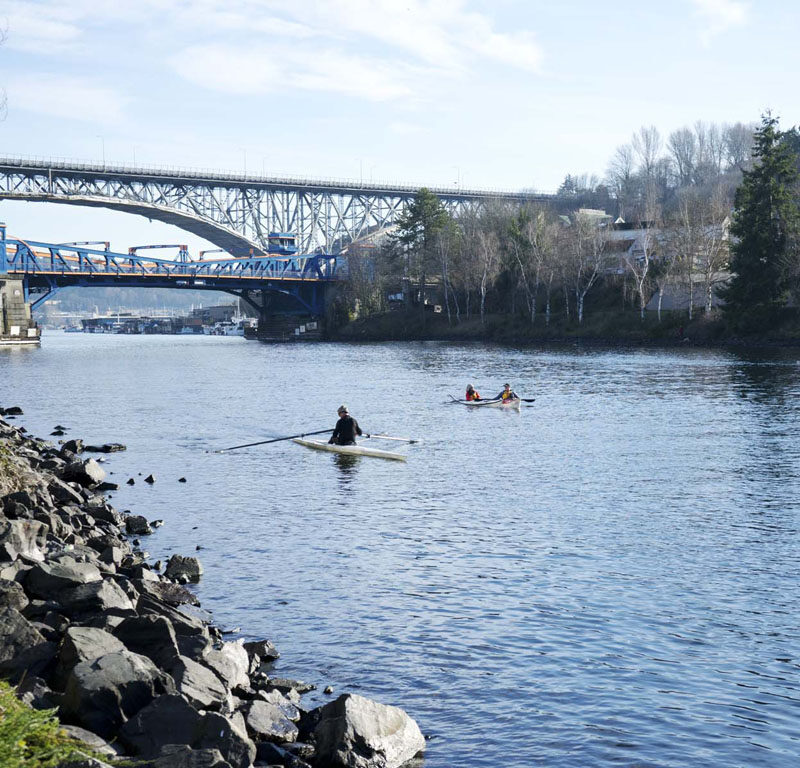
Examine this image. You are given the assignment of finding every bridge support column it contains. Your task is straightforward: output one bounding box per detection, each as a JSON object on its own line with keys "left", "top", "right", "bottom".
{"left": 0, "top": 278, "right": 41, "bottom": 345}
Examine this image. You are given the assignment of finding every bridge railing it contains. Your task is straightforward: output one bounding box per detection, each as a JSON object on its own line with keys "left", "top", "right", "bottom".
{"left": 0, "top": 154, "right": 554, "bottom": 198}
{"left": 1, "top": 238, "right": 341, "bottom": 282}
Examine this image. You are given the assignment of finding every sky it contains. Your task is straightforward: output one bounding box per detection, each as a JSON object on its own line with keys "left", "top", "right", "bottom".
{"left": 0, "top": 0, "right": 798, "bottom": 253}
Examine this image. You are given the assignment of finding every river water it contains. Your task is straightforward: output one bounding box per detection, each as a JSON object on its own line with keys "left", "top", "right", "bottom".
{"left": 2, "top": 333, "right": 799, "bottom": 767}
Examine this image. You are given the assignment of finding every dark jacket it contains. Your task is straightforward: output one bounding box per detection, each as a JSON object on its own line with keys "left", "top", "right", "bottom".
{"left": 330, "top": 415, "right": 362, "bottom": 445}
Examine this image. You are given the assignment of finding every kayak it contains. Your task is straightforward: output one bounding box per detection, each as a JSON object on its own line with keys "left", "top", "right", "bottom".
{"left": 292, "top": 438, "right": 407, "bottom": 461}
{"left": 450, "top": 396, "right": 521, "bottom": 411}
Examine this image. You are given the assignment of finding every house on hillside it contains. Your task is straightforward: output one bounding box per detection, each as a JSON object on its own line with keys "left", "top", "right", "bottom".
{"left": 604, "top": 218, "right": 659, "bottom": 273}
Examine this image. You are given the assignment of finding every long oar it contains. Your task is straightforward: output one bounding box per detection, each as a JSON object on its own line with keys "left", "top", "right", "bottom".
{"left": 365, "top": 433, "right": 422, "bottom": 444}
{"left": 212, "top": 428, "right": 332, "bottom": 453}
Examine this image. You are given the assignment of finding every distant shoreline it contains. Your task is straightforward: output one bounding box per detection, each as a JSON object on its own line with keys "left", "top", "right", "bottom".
{"left": 329, "top": 311, "right": 800, "bottom": 350}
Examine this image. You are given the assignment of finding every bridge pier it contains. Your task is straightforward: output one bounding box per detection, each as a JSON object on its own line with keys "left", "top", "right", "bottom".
{"left": 234, "top": 285, "right": 333, "bottom": 342}
{"left": 0, "top": 278, "right": 40, "bottom": 345}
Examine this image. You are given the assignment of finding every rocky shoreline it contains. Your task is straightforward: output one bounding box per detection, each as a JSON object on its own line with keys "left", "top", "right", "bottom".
{"left": 0, "top": 406, "right": 425, "bottom": 768}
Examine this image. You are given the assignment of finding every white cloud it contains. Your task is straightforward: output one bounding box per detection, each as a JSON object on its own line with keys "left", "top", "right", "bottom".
{"left": 164, "top": 1, "right": 542, "bottom": 102}
{"left": 690, "top": 0, "right": 749, "bottom": 44}
{"left": 6, "top": 74, "right": 128, "bottom": 125}
{"left": 171, "top": 44, "right": 414, "bottom": 101}
{"left": 264, "top": 0, "right": 542, "bottom": 74}
{"left": 389, "top": 122, "right": 424, "bottom": 136}
{"left": 0, "top": 0, "right": 543, "bottom": 104}
{"left": 0, "top": 0, "right": 82, "bottom": 52}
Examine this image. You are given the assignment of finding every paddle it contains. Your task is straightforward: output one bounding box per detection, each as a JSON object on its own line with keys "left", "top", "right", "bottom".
{"left": 212, "top": 428, "right": 333, "bottom": 453}
{"left": 365, "top": 433, "right": 422, "bottom": 444}
{"left": 448, "top": 394, "right": 501, "bottom": 403}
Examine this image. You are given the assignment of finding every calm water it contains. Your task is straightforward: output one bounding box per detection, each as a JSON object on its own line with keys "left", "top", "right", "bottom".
{"left": 2, "top": 333, "right": 800, "bottom": 767}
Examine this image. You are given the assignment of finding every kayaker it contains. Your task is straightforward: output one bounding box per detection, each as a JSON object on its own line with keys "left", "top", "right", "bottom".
{"left": 328, "top": 405, "right": 363, "bottom": 446}
{"left": 465, "top": 384, "right": 482, "bottom": 401}
{"left": 495, "top": 383, "right": 518, "bottom": 401}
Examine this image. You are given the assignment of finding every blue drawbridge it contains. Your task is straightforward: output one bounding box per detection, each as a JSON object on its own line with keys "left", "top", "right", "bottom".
{"left": 0, "top": 224, "right": 342, "bottom": 318}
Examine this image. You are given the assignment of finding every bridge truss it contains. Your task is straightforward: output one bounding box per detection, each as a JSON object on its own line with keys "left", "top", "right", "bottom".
{"left": 0, "top": 157, "right": 549, "bottom": 257}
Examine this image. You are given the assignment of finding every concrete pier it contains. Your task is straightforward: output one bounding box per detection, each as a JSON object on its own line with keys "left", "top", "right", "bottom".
{"left": 0, "top": 277, "right": 40, "bottom": 345}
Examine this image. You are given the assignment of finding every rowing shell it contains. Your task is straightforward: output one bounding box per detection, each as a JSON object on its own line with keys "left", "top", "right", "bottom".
{"left": 292, "top": 438, "right": 407, "bottom": 461}
{"left": 450, "top": 396, "right": 521, "bottom": 411}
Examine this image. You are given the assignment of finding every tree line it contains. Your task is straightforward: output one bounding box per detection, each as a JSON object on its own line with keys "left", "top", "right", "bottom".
{"left": 339, "top": 114, "right": 800, "bottom": 335}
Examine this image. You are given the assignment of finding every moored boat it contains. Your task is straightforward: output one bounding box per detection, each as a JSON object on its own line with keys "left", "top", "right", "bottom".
{"left": 292, "top": 438, "right": 407, "bottom": 461}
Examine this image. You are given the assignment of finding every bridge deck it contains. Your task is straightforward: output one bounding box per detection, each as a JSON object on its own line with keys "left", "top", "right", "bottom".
{"left": 2, "top": 241, "right": 339, "bottom": 284}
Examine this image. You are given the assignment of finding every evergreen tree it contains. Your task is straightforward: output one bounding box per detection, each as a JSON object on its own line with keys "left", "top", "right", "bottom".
{"left": 722, "top": 114, "right": 800, "bottom": 328}
{"left": 391, "top": 188, "right": 451, "bottom": 314}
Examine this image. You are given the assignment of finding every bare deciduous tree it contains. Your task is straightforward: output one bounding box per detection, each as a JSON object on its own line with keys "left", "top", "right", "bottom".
{"left": 562, "top": 213, "right": 610, "bottom": 324}
{"left": 476, "top": 228, "right": 500, "bottom": 326}
{"left": 668, "top": 127, "right": 697, "bottom": 186}
{"left": 632, "top": 126, "right": 662, "bottom": 180}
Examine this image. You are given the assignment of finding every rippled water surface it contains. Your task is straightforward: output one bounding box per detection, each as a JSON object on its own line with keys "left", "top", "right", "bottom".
{"left": 2, "top": 333, "right": 800, "bottom": 767}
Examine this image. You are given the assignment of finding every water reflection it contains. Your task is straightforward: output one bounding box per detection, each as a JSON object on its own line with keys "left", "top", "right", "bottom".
{"left": 730, "top": 348, "right": 800, "bottom": 406}
{"left": 333, "top": 452, "right": 360, "bottom": 487}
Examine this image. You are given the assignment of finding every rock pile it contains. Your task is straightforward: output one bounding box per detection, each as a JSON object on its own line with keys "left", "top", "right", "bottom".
{"left": 0, "top": 411, "right": 425, "bottom": 768}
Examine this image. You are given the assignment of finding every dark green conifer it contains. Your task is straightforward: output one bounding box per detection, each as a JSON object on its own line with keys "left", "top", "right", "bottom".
{"left": 723, "top": 113, "right": 800, "bottom": 328}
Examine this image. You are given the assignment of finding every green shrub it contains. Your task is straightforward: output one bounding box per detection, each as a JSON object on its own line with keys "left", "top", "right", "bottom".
{"left": 0, "top": 680, "right": 109, "bottom": 768}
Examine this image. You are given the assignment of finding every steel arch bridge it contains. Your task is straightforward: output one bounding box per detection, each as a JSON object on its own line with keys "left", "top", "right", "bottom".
{"left": 0, "top": 157, "right": 551, "bottom": 257}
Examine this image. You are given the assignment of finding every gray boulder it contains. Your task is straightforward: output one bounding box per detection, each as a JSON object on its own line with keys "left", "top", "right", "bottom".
{"left": 84, "top": 500, "right": 123, "bottom": 526}
{"left": 0, "top": 606, "right": 47, "bottom": 664}
{"left": 55, "top": 626, "right": 127, "bottom": 688}
{"left": 243, "top": 638, "right": 280, "bottom": 663}
{"left": 58, "top": 725, "right": 122, "bottom": 758}
{"left": 137, "top": 594, "right": 211, "bottom": 660}
{"left": 120, "top": 694, "right": 256, "bottom": 768}
{"left": 258, "top": 688, "right": 300, "bottom": 722}
{"left": 243, "top": 699, "right": 299, "bottom": 743}
{"left": 165, "top": 554, "right": 203, "bottom": 582}
{"left": 0, "top": 518, "right": 48, "bottom": 561}
{"left": 169, "top": 654, "right": 229, "bottom": 710}
{"left": 62, "top": 458, "right": 107, "bottom": 487}
{"left": 48, "top": 477, "right": 85, "bottom": 505}
{"left": 0, "top": 639, "right": 59, "bottom": 684}
{"left": 16, "top": 675, "right": 61, "bottom": 710}
{"left": 0, "top": 577, "right": 29, "bottom": 611}
{"left": 113, "top": 614, "right": 181, "bottom": 669}
{"left": 99, "top": 546, "right": 124, "bottom": 568}
{"left": 57, "top": 578, "right": 136, "bottom": 617}
{"left": 125, "top": 515, "right": 152, "bottom": 535}
{"left": 265, "top": 676, "right": 315, "bottom": 695}
{"left": 84, "top": 443, "right": 126, "bottom": 453}
{"left": 202, "top": 640, "right": 250, "bottom": 690}
{"left": 25, "top": 560, "right": 102, "bottom": 599}
{"left": 61, "top": 649, "right": 175, "bottom": 738}
{"left": 135, "top": 578, "right": 201, "bottom": 607}
{"left": 152, "top": 744, "right": 232, "bottom": 768}
{"left": 313, "top": 693, "right": 425, "bottom": 768}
